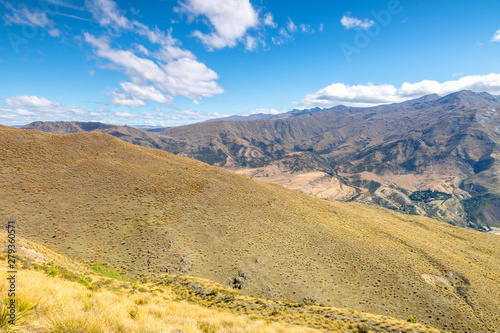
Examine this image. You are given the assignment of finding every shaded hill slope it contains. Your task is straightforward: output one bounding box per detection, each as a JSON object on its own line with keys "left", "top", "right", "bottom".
{"left": 2, "top": 125, "right": 499, "bottom": 332}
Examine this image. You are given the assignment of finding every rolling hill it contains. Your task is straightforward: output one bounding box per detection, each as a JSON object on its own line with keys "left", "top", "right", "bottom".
{"left": 23, "top": 90, "right": 500, "bottom": 230}
{"left": 0, "top": 230, "right": 445, "bottom": 333}
{"left": 1, "top": 125, "right": 499, "bottom": 332}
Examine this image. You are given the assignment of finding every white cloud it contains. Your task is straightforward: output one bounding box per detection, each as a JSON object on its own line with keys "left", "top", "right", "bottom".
{"left": 299, "top": 23, "right": 314, "bottom": 34}
{"left": 299, "top": 73, "right": 500, "bottom": 108}
{"left": 111, "top": 91, "right": 146, "bottom": 107}
{"left": 153, "top": 44, "right": 196, "bottom": 62}
{"left": 166, "top": 109, "right": 221, "bottom": 121}
{"left": 48, "top": 28, "right": 61, "bottom": 37}
{"left": 272, "top": 27, "right": 292, "bottom": 45}
{"left": 88, "top": 69, "right": 96, "bottom": 76}
{"left": 160, "top": 57, "right": 223, "bottom": 98}
{"left": 82, "top": 0, "right": 224, "bottom": 105}
{"left": 263, "top": 12, "right": 277, "bottom": 28}
{"left": 84, "top": 33, "right": 223, "bottom": 101}
{"left": 2, "top": 2, "right": 54, "bottom": 28}
{"left": 176, "top": 0, "right": 258, "bottom": 49}
{"left": 287, "top": 17, "right": 297, "bottom": 33}
{"left": 0, "top": 95, "right": 97, "bottom": 125}
{"left": 245, "top": 35, "right": 257, "bottom": 51}
{"left": 113, "top": 111, "right": 137, "bottom": 118}
{"left": 136, "top": 44, "right": 150, "bottom": 56}
{"left": 120, "top": 82, "right": 173, "bottom": 103}
{"left": 84, "top": 0, "right": 130, "bottom": 29}
{"left": 44, "top": 0, "right": 85, "bottom": 11}
{"left": 319, "top": 23, "right": 324, "bottom": 32}
{"left": 5, "top": 96, "right": 61, "bottom": 110}
{"left": 492, "top": 29, "right": 500, "bottom": 42}
{"left": 85, "top": 0, "right": 174, "bottom": 46}
{"left": 250, "top": 108, "right": 283, "bottom": 115}
{"left": 91, "top": 108, "right": 109, "bottom": 116}
{"left": 340, "top": 13, "right": 375, "bottom": 30}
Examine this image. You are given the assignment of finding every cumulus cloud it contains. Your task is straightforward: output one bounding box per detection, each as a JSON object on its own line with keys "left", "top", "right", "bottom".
{"left": 84, "top": 33, "right": 223, "bottom": 101}
{"left": 340, "top": 13, "right": 375, "bottom": 30}
{"left": 82, "top": 0, "right": 224, "bottom": 105}
{"left": 263, "top": 12, "right": 277, "bottom": 28}
{"left": 153, "top": 43, "right": 196, "bottom": 62}
{"left": 111, "top": 91, "right": 146, "bottom": 107}
{"left": 299, "top": 73, "right": 500, "bottom": 108}
{"left": 0, "top": 95, "right": 97, "bottom": 125}
{"left": 120, "top": 82, "right": 172, "bottom": 103}
{"left": 113, "top": 111, "right": 137, "bottom": 118}
{"left": 492, "top": 29, "right": 500, "bottom": 42}
{"left": 176, "top": 0, "right": 258, "bottom": 49}
{"left": 250, "top": 108, "right": 283, "bottom": 115}
{"left": 5, "top": 95, "right": 61, "bottom": 110}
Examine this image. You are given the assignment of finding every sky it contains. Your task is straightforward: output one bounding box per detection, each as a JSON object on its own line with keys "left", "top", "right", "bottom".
{"left": 0, "top": 0, "right": 500, "bottom": 127}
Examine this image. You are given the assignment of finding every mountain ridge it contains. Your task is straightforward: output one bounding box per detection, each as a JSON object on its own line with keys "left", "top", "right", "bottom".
{"left": 21, "top": 90, "right": 500, "bottom": 229}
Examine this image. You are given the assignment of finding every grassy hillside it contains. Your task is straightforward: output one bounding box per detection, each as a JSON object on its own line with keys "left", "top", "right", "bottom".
{"left": 0, "top": 232, "right": 442, "bottom": 333}
{"left": 1, "top": 125, "right": 499, "bottom": 332}
{"left": 23, "top": 92, "right": 500, "bottom": 228}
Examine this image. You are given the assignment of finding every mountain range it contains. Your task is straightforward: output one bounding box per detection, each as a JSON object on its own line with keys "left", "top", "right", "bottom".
{"left": 23, "top": 90, "right": 500, "bottom": 230}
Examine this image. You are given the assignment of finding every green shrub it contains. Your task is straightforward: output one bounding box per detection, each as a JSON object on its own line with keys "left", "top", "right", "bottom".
{"left": 407, "top": 315, "right": 417, "bottom": 323}
{"left": 134, "top": 298, "right": 149, "bottom": 305}
{"left": 87, "top": 284, "right": 100, "bottom": 292}
{"left": 199, "top": 323, "right": 217, "bottom": 333}
{"left": 47, "top": 267, "right": 59, "bottom": 277}
{"left": 78, "top": 277, "right": 89, "bottom": 286}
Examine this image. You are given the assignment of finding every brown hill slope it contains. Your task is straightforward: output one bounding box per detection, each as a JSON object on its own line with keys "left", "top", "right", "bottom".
{"left": 23, "top": 91, "right": 500, "bottom": 229}
{"left": 0, "top": 231, "right": 443, "bottom": 333}
{"left": 156, "top": 91, "right": 500, "bottom": 229}
{"left": 1, "top": 125, "right": 499, "bottom": 332}
{"left": 22, "top": 120, "right": 181, "bottom": 151}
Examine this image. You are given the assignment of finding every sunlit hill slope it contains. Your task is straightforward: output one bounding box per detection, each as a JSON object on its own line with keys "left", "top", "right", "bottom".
{"left": 1, "top": 125, "right": 499, "bottom": 332}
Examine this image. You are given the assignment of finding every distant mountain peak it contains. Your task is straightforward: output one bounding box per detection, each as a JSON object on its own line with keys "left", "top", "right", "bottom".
{"left": 437, "top": 90, "right": 500, "bottom": 105}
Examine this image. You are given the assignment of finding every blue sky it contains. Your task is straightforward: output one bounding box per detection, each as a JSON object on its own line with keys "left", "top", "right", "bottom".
{"left": 1, "top": 0, "right": 500, "bottom": 126}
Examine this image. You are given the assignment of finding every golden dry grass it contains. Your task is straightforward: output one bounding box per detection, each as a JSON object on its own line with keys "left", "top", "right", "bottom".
{"left": 0, "top": 125, "right": 499, "bottom": 332}
{"left": 0, "top": 266, "right": 324, "bottom": 333}
{"left": 0, "top": 241, "right": 443, "bottom": 333}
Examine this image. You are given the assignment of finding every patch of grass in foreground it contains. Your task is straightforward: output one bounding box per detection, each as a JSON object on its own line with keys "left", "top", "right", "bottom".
{"left": 91, "top": 264, "right": 128, "bottom": 281}
{"left": 0, "top": 266, "right": 321, "bottom": 333}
